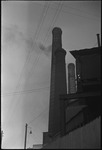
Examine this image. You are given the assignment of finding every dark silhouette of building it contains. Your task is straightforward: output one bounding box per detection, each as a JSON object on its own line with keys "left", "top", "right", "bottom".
{"left": 42, "top": 27, "right": 101, "bottom": 149}
{"left": 60, "top": 47, "right": 101, "bottom": 136}
{"left": 70, "top": 47, "right": 101, "bottom": 93}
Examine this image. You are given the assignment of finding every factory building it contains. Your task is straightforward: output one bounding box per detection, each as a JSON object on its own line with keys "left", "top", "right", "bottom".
{"left": 42, "top": 27, "right": 101, "bottom": 149}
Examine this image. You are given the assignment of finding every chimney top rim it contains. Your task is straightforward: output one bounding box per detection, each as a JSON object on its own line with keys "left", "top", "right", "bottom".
{"left": 52, "top": 27, "right": 62, "bottom": 34}
{"left": 68, "top": 63, "right": 75, "bottom": 66}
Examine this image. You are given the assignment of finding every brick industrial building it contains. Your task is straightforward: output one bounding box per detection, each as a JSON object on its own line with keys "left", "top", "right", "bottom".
{"left": 42, "top": 27, "right": 101, "bottom": 149}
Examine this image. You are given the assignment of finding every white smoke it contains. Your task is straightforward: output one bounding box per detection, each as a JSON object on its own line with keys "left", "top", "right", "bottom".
{"left": 38, "top": 42, "right": 52, "bottom": 57}
{"left": 2, "top": 24, "right": 52, "bottom": 57}
{"left": 2, "top": 24, "right": 52, "bottom": 92}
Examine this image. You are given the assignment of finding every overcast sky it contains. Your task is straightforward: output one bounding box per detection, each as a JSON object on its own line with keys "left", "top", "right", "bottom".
{"left": 1, "top": 1, "right": 101, "bottom": 149}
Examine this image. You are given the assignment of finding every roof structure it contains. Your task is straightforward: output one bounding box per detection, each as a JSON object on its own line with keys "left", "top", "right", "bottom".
{"left": 70, "top": 47, "right": 101, "bottom": 58}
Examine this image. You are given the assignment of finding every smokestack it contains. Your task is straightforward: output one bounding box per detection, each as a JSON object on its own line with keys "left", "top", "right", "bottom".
{"left": 48, "top": 27, "right": 67, "bottom": 137}
{"left": 68, "top": 63, "right": 76, "bottom": 94}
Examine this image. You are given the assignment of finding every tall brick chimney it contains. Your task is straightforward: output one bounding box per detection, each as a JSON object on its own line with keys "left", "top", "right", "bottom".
{"left": 48, "top": 27, "right": 67, "bottom": 137}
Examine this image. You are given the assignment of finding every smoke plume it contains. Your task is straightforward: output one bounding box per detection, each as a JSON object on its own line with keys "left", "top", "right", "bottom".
{"left": 38, "top": 42, "right": 52, "bottom": 57}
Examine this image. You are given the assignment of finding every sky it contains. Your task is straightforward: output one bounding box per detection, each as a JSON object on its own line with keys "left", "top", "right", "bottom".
{"left": 1, "top": 0, "right": 101, "bottom": 149}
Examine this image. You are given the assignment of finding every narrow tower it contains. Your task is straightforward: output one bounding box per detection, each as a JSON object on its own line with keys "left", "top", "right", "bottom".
{"left": 68, "top": 63, "right": 76, "bottom": 94}
{"left": 48, "top": 27, "right": 67, "bottom": 137}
